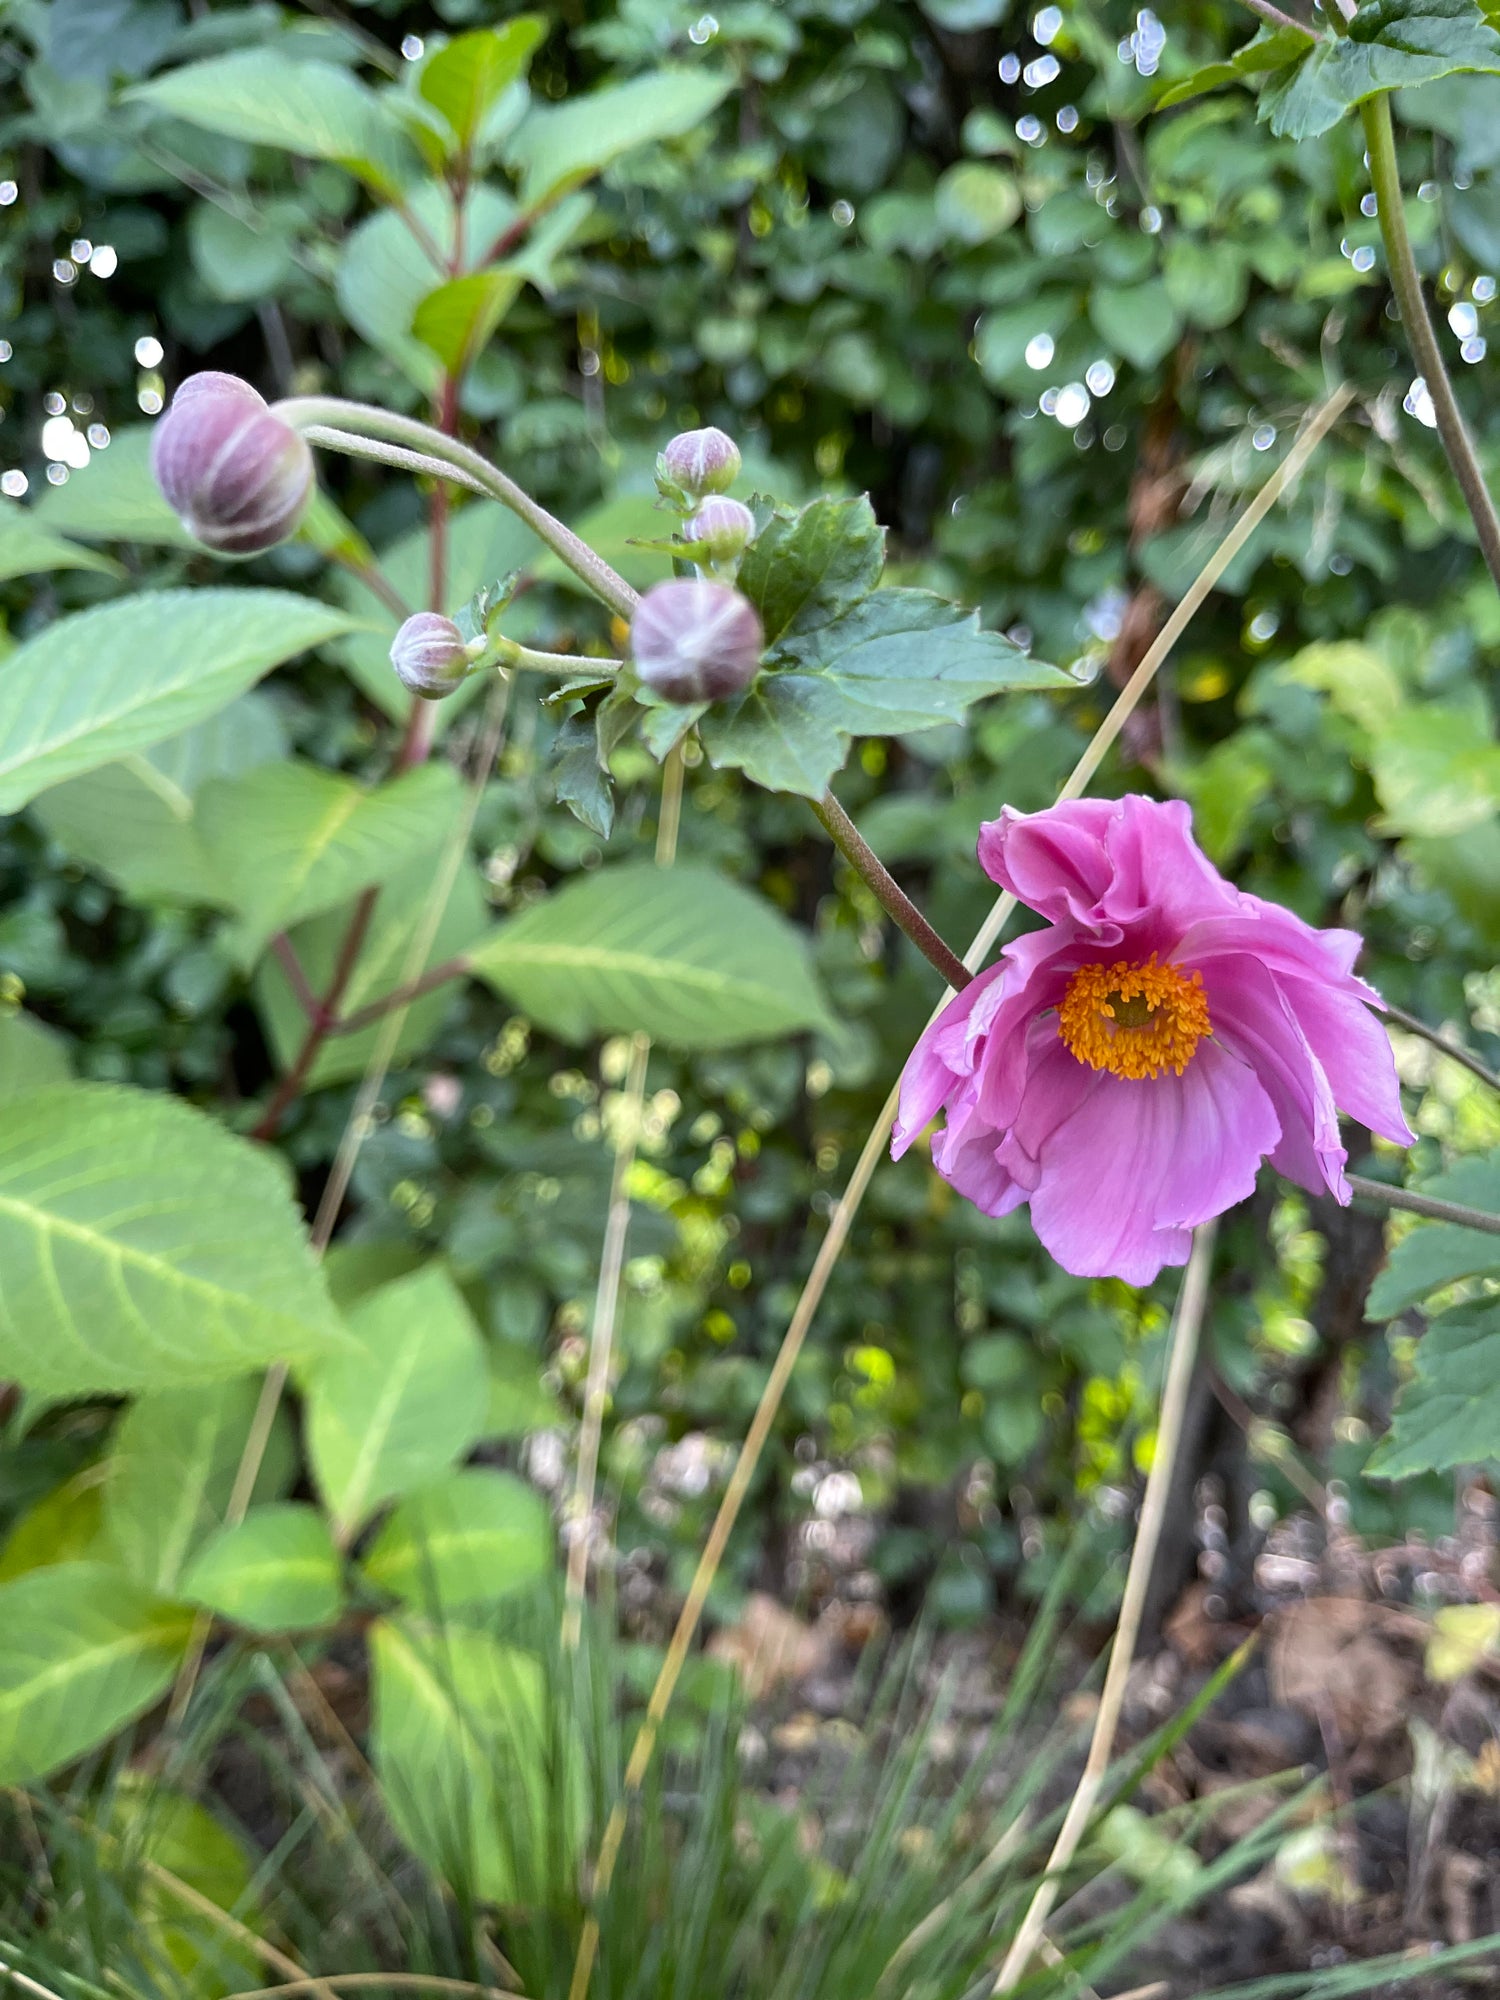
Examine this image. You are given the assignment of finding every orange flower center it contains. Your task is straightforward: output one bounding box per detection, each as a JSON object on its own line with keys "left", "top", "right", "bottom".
{"left": 1057, "top": 956, "right": 1211, "bottom": 1080}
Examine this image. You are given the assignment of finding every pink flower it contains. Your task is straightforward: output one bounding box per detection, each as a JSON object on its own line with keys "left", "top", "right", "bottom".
{"left": 893, "top": 796, "right": 1414, "bottom": 1285}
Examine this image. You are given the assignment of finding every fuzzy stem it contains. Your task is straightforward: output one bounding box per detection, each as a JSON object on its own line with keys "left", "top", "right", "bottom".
{"left": 992, "top": 1222, "right": 1217, "bottom": 1990}
{"left": 274, "top": 396, "right": 640, "bottom": 619}
{"left": 494, "top": 640, "right": 625, "bottom": 677}
{"left": 1347, "top": 1174, "right": 1500, "bottom": 1238}
{"left": 1362, "top": 94, "right": 1500, "bottom": 598}
{"left": 1234, "top": 0, "right": 1318, "bottom": 33}
{"left": 811, "top": 791, "right": 971, "bottom": 992}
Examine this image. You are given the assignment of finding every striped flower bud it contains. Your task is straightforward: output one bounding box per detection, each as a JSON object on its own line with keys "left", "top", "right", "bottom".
{"left": 631, "top": 579, "right": 763, "bottom": 704}
{"left": 683, "top": 494, "right": 757, "bottom": 563}
{"left": 390, "top": 612, "right": 474, "bottom": 700}
{"left": 150, "top": 373, "right": 313, "bottom": 555}
{"left": 659, "top": 425, "right": 741, "bottom": 498}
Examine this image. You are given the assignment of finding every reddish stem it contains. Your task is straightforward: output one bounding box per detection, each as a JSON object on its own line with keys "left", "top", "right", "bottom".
{"left": 333, "top": 951, "right": 470, "bottom": 1035}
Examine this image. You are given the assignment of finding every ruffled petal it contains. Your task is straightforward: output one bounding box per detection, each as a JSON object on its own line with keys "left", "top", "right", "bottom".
{"left": 891, "top": 963, "right": 1004, "bottom": 1158}
{"left": 1276, "top": 971, "right": 1416, "bottom": 1149}
{"left": 1202, "top": 956, "right": 1348, "bottom": 1199}
{"left": 1173, "top": 902, "right": 1373, "bottom": 994}
{"left": 1024, "top": 1036, "right": 1279, "bottom": 1285}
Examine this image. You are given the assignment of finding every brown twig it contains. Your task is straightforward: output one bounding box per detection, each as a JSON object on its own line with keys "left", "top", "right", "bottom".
{"left": 1347, "top": 1174, "right": 1500, "bottom": 1238}
{"left": 811, "top": 790, "right": 971, "bottom": 992}
{"left": 270, "top": 932, "right": 323, "bottom": 1022}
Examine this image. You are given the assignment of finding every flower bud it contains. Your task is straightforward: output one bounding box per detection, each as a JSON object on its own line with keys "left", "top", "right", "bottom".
{"left": 631, "top": 579, "right": 763, "bottom": 704}
{"left": 390, "top": 612, "right": 473, "bottom": 700}
{"left": 150, "top": 373, "right": 313, "bottom": 555}
{"left": 682, "top": 495, "right": 757, "bottom": 563}
{"left": 659, "top": 425, "right": 741, "bottom": 497}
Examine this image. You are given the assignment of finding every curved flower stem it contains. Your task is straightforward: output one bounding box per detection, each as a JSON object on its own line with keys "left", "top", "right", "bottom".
{"left": 1347, "top": 1173, "right": 1500, "bottom": 1237}
{"left": 299, "top": 425, "right": 490, "bottom": 497}
{"left": 992, "top": 1221, "right": 1217, "bottom": 1991}
{"left": 493, "top": 639, "right": 625, "bottom": 677}
{"left": 1380, "top": 998, "right": 1500, "bottom": 1096}
{"left": 812, "top": 790, "right": 971, "bottom": 992}
{"left": 1362, "top": 94, "right": 1500, "bottom": 597}
{"left": 274, "top": 396, "right": 640, "bottom": 620}
{"left": 1234, "top": 0, "right": 1319, "bottom": 34}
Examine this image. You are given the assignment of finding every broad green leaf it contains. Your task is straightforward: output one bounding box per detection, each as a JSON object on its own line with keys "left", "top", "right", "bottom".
{"left": 1088, "top": 280, "right": 1181, "bottom": 371}
{"left": 0, "top": 1011, "right": 71, "bottom": 1101}
{"left": 181, "top": 1503, "right": 343, "bottom": 1631}
{"left": 933, "top": 161, "right": 1020, "bottom": 244}
{"left": 0, "top": 1563, "right": 194, "bottom": 1783}
{"left": 370, "top": 1616, "right": 581, "bottom": 1904}
{"left": 253, "top": 854, "right": 489, "bottom": 1090}
{"left": 487, "top": 1344, "right": 565, "bottom": 1439}
{"left": 1369, "top": 703, "right": 1500, "bottom": 835}
{"left": 0, "top": 1471, "right": 105, "bottom": 1582}
{"left": 1279, "top": 640, "right": 1404, "bottom": 736}
{"left": 197, "top": 758, "right": 462, "bottom": 962}
{"left": 32, "top": 691, "right": 286, "bottom": 905}
{"left": 507, "top": 66, "right": 733, "bottom": 204}
{"left": 1366, "top": 1150, "right": 1500, "bottom": 1316}
{"left": 737, "top": 495, "right": 885, "bottom": 649}
{"left": 31, "top": 426, "right": 195, "bottom": 547}
{"left": 1163, "top": 239, "right": 1248, "bottom": 331}
{"left": 1367, "top": 1304, "right": 1500, "bottom": 1477}
{"left": 1156, "top": 24, "right": 1317, "bottom": 112}
{"left": 0, "top": 498, "right": 122, "bottom": 581}
{"left": 699, "top": 590, "right": 1070, "bottom": 799}
{"left": 188, "top": 199, "right": 296, "bottom": 303}
{"left": 469, "top": 861, "right": 832, "bottom": 1047}
{"left": 103, "top": 1380, "right": 295, "bottom": 1594}
{"left": 127, "top": 51, "right": 417, "bottom": 195}
{"left": 362, "top": 1468, "right": 552, "bottom": 1613}
{"left": 303, "top": 1264, "right": 489, "bottom": 1541}
{"left": 0, "top": 1083, "right": 342, "bottom": 1396}
{"left": 0, "top": 589, "right": 356, "bottom": 814}
{"left": 411, "top": 268, "right": 523, "bottom": 374}
{"left": 1406, "top": 821, "right": 1500, "bottom": 948}
{"left": 418, "top": 20, "right": 546, "bottom": 151}
{"left": 1260, "top": 0, "right": 1500, "bottom": 141}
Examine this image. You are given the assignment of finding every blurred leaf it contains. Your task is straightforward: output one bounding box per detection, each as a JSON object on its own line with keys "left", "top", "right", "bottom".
{"left": 106, "top": 1776, "right": 260, "bottom": 1991}
{"left": 1427, "top": 1601, "right": 1500, "bottom": 1681}
{"left": 0, "top": 498, "right": 122, "bottom": 581}
{"left": 362, "top": 1468, "right": 552, "bottom": 1612}
{"left": 0, "top": 1472, "right": 104, "bottom": 1582}
{"left": 1369, "top": 703, "right": 1500, "bottom": 834}
{"left": 411, "top": 267, "right": 523, "bottom": 374}
{"left": 418, "top": 19, "right": 546, "bottom": 152}
{"left": 0, "top": 1011, "right": 72, "bottom": 1101}
{"left": 1163, "top": 239, "right": 1248, "bottom": 330}
{"left": 1089, "top": 280, "right": 1181, "bottom": 370}
{"left": 187, "top": 199, "right": 296, "bottom": 302}
{"left": 31, "top": 425, "right": 198, "bottom": 547}
{"left": 469, "top": 861, "right": 833, "bottom": 1046}
{"left": 181, "top": 1503, "right": 344, "bottom": 1631}
{"left": 507, "top": 66, "right": 733, "bottom": 204}
{"left": 934, "top": 162, "right": 1020, "bottom": 244}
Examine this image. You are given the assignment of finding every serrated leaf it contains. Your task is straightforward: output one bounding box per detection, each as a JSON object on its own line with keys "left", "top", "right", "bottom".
{"left": 507, "top": 66, "right": 733, "bottom": 205}
{"left": 181, "top": 1503, "right": 343, "bottom": 1632}
{"left": 0, "top": 590, "right": 356, "bottom": 814}
{"left": 1366, "top": 1149, "right": 1500, "bottom": 1315}
{"left": 103, "top": 1380, "right": 295, "bottom": 1595}
{"left": 362, "top": 1468, "right": 552, "bottom": 1613}
{"left": 552, "top": 711, "right": 614, "bottom": 837}
{"left": 737, "top": 495, "right": 885, "bottom": 650}
{"left": 1367, "top": 1304, "right": 1500, "bottom": 1477}
{"left": 468, "top": 861, "right": 832, "bottom": 1047}
{"left": 1156, "top": 24, "right": 1317, "bottom": 112}
{"left": 418, "top": 19, "right": 546, "bottom": 152}
{"left": 197, "top": 758, "right": 462, "bottom": 962}
{"left": 31, "top": 426, "right": 195, "bottom": 547}
{"left": 1261, "top": 0, "right": 1500, "bottom": 141}
{"left": 0, "top": 497, "right": 123, "bottom": 581}
{"left": 700, "top": 590, "right": 1069, "bottom": 799}
{"left": 0, "top": 1562, "right": 194, "bottom": 1784}
{"left": 303, "top": 1265, "right": 489, "bottom": 1542}
{"left": 411, "top": 268, "right": 523, "bottom": 374}
{"left": 0, "top": 1083, "right": 342, "bottom": 1397}
{"left": 127, "top": 50, "right": 417, "bottom": 196}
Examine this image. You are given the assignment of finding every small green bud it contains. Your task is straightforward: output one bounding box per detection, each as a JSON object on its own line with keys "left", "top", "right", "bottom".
{"left": 683, "top": 495, "right": 757, "bottom": 564}
{"left": 391, "top": 612, "right": 474, "bottom": 699}
{"left": 150, "top": 373, "right": 313, "bottom": 555}
{"left": 631, "top": 579, "right": 763, "bottom": 704}
{"left": 659, "top": 426, "right": 741, "bottom": 498}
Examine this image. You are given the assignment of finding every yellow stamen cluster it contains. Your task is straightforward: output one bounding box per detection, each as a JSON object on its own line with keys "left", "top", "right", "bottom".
{"left": 1057, "top": 956, "right": 1210, "bottom": 1080}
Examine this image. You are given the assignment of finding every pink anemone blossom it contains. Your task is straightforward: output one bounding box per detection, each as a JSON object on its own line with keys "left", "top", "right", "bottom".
{"left": 893, "top": 795, "right": 1413, "bottom": 1285}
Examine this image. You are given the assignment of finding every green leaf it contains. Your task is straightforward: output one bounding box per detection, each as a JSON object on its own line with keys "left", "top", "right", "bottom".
{"left": 103, "top": 1380, "right": 294, "bottom": 1594}
{"left": 411, "top": 268, "right": 523, "bottom": 375}
{"left": 1088, "top": 280, "right": 1181, "bottom": 370}
{"left": 1260, "top": 0, "right": 1500, "bottom": 141}
{"left": 418, "top": 19, "right": 547, "bottom": 152}
{"left": 362, "top": 1468, "right": 553, "bottom": 1613}
{"left": 933, "top": 161, "right": 1021, "bottom": 244}
{"left": 1366, "top": 1150, "right": 1500, "bottom": 1316}
{"left": 0, "top": 1473, "right": 105, "bottom": 1583}
{"left": 181, "top": 1503, "right": 344, "bottom": 1632}
{"left": 1156, "top": 24, "right": 1317, "bottom": 112}
{"left": 469, "top": 861, "right": 832, "bottom": 1047}
{"left": 0, "top": 1083, "right": 342, "bottom": 1397}
{"left": 197, "top": 759, "right": 462, "bottom": 962}
{"left": 253, "top": 855, "right": 489, "bottom": 1090}
{"left": 188, "top": 199, "right": 296, "bottom": 303}
{"left": 0, "top": 589, "right": 356, "bottom": 814}
{"left": 303, "top": 1264, "right": 489, "bottom": 1541}
{"left": 31, "top": 691, "right": 286, "bottom": 905}
{"left": 127, "top": 51, "right": 417, "bottom": 196}
{"left": 531, "top": 493, "right": 676, "bottom": 595}
{"left": 31, "top": 426, "right": 196, "bottom": 548}
{"left": 1162, "top": 239, "right": 1248, "bottom": 331}
{"left": 105, "top": 1777, "right": 259, "bottom": 1992}
{"left": 0, "top": 1011, "right": 71, "bottom": 1102}
{"left": 1369, "top": 702, "right": 1500, "bottom": 835}
{"left": 507, "top": 66, "right": 734, "bottom": 204}
{"left": 0, "top": 1562, "right": 194, "bottom": 1784}
{"left": 370, "top": 1616, "right": 581, "bottom": 1904}
{"left": 0, "top": 497, "right": 122, "bottom": 582}
{"left": 1367, "top": 1304, "right": 1500, "bottom": 1477}
{"left": 699, "top": 590, "right": 1070, "bottom": 799}
{"left": 737, "top": 495, "right": 885, "bottom": 650}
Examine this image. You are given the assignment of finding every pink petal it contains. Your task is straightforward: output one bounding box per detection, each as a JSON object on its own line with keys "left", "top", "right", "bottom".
{"left": 1276, "top": 972, "right": 1415, "bottom": 1149}
{"left": 1203, "top": 958, "right": 1348, "bottom": 1199}
{"left": 892, "top": 965, "right": 1004, "bottom": 1158}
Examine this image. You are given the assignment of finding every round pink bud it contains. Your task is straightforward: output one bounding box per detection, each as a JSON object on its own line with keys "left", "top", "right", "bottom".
{"left": 659, "top": 425, "right": 741, "bottom": 497}
{"left": 683, "top": 495, "right": 757, "bottom": 563}
{"left": 631, "top": 579, "right": 763, "bottom": 704}
{"left": 150, "top": 373, "right": 313, "bottom": 555}
{"left": 390, "top": 612, "right": 472, "bottom": 700}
